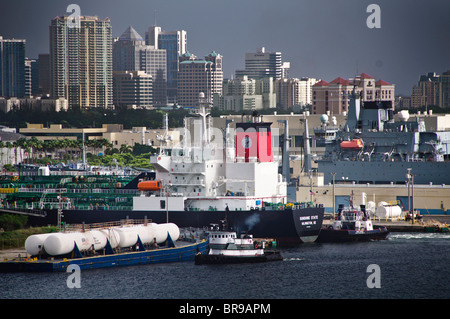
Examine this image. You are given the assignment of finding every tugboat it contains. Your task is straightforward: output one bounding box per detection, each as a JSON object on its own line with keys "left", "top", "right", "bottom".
{"left": 317, "top": 204, "right": 389, "bottom": 243}
{"left": 195, "top": 224, "right": 282, "bottom": 265}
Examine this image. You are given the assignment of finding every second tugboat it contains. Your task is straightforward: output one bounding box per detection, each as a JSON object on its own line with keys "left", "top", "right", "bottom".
{"left": 317, "top": 204, "right": 389, "bottom": 243}
{"left": 195, "top": 224, "right": 282, "bottom": 265}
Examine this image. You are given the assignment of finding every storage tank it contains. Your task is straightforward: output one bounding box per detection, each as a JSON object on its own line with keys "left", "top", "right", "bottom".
{"left": 375, "top": 203, "right": 402, "bottom": 218}
{"left": 25, "top": 233, "right": 53, "bottom": 256}
{"left": 43, "top": 233, "right": 81, "bottom": 256}
{"left": 153, "top": 223, "right": 180, "bottom": 243}
{"left": 135, "top": 223, "right": 156, "bottom": 244}
{"left": 43, "top": 231, "right": 107, "bottom": 256}
{"left": 165, "top": 223, "right": 180, "bottom": 241}
{"left": 115, "top": 226, "right": 140, "bottom": 248}
{"left": 88, "top": 230, "right": 108, "bottom": 251}
{"left": 99, "top": 228, "right": 120, "bottom": 249}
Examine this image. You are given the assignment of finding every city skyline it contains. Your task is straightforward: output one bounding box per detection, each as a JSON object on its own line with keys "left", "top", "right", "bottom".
{"left": 0, "top": 0, "right": 449, "bottom": 96}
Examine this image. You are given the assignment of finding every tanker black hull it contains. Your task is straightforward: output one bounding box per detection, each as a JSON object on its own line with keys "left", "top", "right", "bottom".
{"left": 316, "top": 225, "right": 389, "bottom": 243}
{"left": 28, "top": 207, "right": 324, "bottom": 246}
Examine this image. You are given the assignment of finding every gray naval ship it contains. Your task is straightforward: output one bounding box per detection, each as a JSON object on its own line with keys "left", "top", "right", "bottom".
{"left": 313, "top": 91, "right": 450, "bottom": 185}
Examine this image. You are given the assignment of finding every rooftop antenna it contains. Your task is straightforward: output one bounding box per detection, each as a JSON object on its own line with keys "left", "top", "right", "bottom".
{"left": 153, "top": 9, "right": 157, "bottom": 26}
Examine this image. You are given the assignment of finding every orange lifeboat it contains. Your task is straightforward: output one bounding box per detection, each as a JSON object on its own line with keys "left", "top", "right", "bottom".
{"left": 138, "top": 180, "right": 162, "bottom": 192}
{"left": 340, "top": 139, "right": 364, "bottom": 149}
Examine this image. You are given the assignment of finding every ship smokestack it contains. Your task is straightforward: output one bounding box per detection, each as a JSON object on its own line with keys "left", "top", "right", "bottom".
{"left": 236, "top": 122, "right": 273, "bottom": 163}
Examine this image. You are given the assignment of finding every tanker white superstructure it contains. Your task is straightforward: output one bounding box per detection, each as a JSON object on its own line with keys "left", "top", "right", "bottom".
{"left": 25, "top": 222, "right": 180, "bottom": 256}
{"left": 133, "top": 101, "right": 287, "bottom": 213}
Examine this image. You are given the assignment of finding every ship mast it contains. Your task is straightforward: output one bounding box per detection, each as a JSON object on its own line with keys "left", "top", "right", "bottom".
{"left": 157, "top": 113, "right": 171, "bottom": 155}
{"left": 197, "top": 92, "right": 211, "bottom": 147}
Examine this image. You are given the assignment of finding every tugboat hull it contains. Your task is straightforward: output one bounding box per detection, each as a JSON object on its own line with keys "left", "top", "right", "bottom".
{"left": 317, "top": 225, "right": 389, "bottom": 243}
{"left": 195, "top": 251, "right": 283, "bottom": 265}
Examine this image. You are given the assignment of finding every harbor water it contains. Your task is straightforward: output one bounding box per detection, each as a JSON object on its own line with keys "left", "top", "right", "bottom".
{"left": 1, "top": 232, "right": 449, "bottom": 299}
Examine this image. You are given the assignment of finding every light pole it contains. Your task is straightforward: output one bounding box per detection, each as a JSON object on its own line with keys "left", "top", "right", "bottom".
{"left": 411, "top": 172, "right": 415, "bottom": 224}
{"left": 331, "top": 172, "right": 336, "bottom": 218}
{"left": 407, "top": 168, "right": 412, "bottom": 223}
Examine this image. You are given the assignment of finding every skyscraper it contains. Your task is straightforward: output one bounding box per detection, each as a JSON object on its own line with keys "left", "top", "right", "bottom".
{"left": 177, "top": 51, "right": 223, "bottom": 108}
{"left": 38, "top": 53, "right": 50, "bottom": 95}
{"left": 50, "top": 16, "right": 113, "bottom": 109}
{"left": 275, "top": 77, "right": 319, "bottom": 109}
{"left": 113, "top": 26, "right": 166, "bottom": 106}
{"left": 24, "top": 58, "right": 38, "bottom": 97}
{"left": 214, "top": 75, "right": 276, "bottom": 111}
{"left": 146, "top": 26, "right": 187, "bottom": 104}
{"left": 0, "top": 36, "right": 26, "bottom": 98}
{"left": 236, "top": 47, "right": 283, "bottom": 80}
{"left": 113, "top": 71, "right": 153, "bottom": 108}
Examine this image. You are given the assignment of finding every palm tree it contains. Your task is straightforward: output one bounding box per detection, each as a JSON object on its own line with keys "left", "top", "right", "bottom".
{"left": 119, "top": 144, "right": 132, "bottom": 154}
{"left": 15, "top": 138, "right": 28, "bottom": 164}
{"left": 5, "top": 141, "right": 13, "bottom": 165}
{"left": 28, "top": 137, "right": 40, "bottom": 162}
{"left": 0, "top": 141, "right": 4, "bottom": 169}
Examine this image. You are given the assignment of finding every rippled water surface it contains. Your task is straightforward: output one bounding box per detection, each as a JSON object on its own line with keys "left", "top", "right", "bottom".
{"left": 2, "top": 232, "right": 449, "bottom": 299}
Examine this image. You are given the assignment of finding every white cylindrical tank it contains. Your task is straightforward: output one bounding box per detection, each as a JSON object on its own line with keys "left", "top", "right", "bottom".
{"left": 115, "top": 226, "right": 139, "bottom": 248}
{"left": 43, "top": 231, "right": 108, "bottom": 256}
{"left": 43, "top": 233, "right": 80, "bottom": 256}
{"left": 100, "top": 228, "right": 120, "bottom": 249}
{"left": 136, "top": 223, "right": 156, "bottom": 244}
{"left": 375, "top": 204, "right": 402, "bottom": 218}
{"left": 153, "top": 223, "right": 180, "bottom": 244}
{"left": 165, "top": 223, "right": 180, "bottom": 241}
{"left": 25, "top": 233, "right": 53, "bottom": 256}
{"left": 87, "top": 230, "right": 107, "bottom": 251}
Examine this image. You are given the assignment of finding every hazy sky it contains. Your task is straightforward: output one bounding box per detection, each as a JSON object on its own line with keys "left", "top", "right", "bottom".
{"left": 1, "top": 0, "right": 449, "bottom": 95}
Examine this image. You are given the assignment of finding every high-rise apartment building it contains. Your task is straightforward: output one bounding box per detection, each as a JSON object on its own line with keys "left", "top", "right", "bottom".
{"left": 146, "top": 26, "right": 187, "bottom": 104}
{"left": 177, "top": 51, "right": 223, "bottom": 108}
{"left": 411, "top": 72, "right": 440, "bottom": 109}
{"left": 113, "top": 71, "right": 152, "bottom": 108}
{"left": 214, "top": 75, "right": 276, "bottom": 111}
{"left": 113, "top": 26, "right": 166, "bottom": 107}
{"left": 0, "top": 36, "right": 26, "bottom": 98}
{"left": 411, "top": 70, "right": 450, "bottom": 110}
{"left": 50, "top": 16, "right": 113, "bottom": 109}
{"left": 24, "top": 58, "right": 38, "bottom": 97}
{"left": 312, "top": 73, "right": 395, "bottom": 115}
{"left": 439, "top": 71, "right": 450, "bottom": 109}
{"left": 275, "top": 77, "right": 319, "bottom": 110}
{"left": 235, "top": 47, "right": 284, "bottom": 80}
{"left": 299, "top": 77, "right": 319, "bottom": 107}
{"left": 38, "top": 53, "right": 50, "bottom": 95}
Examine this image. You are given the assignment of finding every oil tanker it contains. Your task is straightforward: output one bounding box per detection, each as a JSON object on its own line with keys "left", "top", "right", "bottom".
{"left": 19, "top": 102, "right": 323, "bottom": 246}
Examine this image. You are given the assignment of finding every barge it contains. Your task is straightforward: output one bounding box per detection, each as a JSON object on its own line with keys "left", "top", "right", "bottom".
{"left": 0, "top": 220, "right": 208, "bottom": 272}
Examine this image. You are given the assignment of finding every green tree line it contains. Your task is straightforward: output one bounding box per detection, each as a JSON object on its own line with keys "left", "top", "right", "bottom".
{"left": 0, "top": 107, "right": 190, "bottom": 130}
{"left": 1, "top": 137, "right": 157, "bottom": 170}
